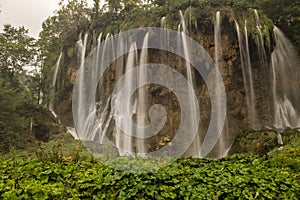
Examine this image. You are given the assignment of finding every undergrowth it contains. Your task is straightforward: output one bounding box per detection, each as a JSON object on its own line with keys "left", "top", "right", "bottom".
{"left": 0, "top": 147, "right": 299, "bottom": 199}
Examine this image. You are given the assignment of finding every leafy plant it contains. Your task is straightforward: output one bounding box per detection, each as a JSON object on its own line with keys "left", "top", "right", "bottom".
{"left": 1, "top": 149, "right": 300, "bottom": 199}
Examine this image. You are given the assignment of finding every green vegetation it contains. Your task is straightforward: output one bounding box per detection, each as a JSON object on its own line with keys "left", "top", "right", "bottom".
{"left": 0, "top": 147, "right": 300, "bottom": 199}
{"left": 230, "top": 129, "right": 300, "bottom": 155}
{"left": 0, "top": 0, "right": 300, "bottom": 199}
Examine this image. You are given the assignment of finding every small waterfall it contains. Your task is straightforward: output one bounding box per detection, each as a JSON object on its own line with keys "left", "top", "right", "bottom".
{"left": 179, "top": 10, "right": 200, "bottom": 157}
{"left": 67, "top": 127, "right": 79, "bottom": 139}
{"left": 254, "top": 10, "right": 264, "bottom": 46}
{"left": 49, "top": 52, "right": 62, "bottom": 115}
{"left": 114, "top": 32, "right": 124, "bottom": 154}
{"left": 114, "top": 33, "right": 135, "bottom": 156}
{"left": 179, "top": 10, "right": 187, "bottom": 33}
{"left": 161, "top": 16, "right": 166, "bottom": 28}
{"left": 75, "top": 33, "right": 90, "bottom": 140}
{"left": 254, "top": 9, "right": 271, "bottom": 125}
{"left": 97, "top": 33, "right": 114, "bottom": 143}
{"left": 136, "top": 33, "right": 149, "bottom": 155}
{"left": 116, "top": 43, "right": 138, "bottom": 156}
{"left": 254, "top": 10, "right": 268, "bottom": 71}
{"left": 271, "top": 26, "right": 300, "bottom": 129}
{"left": 214, "top": 11, "right": 222, "bottom": 65}
{"left": 235, "top": 21, "right": 258, "bottom": 129}
{"left": 160, "top": 16, "right": 169, "bottom": 64}
{"left": 115, "top": 33, "right": 124, "bottom": 80}
{"left": 213, "top": 11, "right": 230, "bottom": 158}
{"left": 95, "top": 33, "right": 103, "bottom": 73}
{"left": 75, "top": 33, "right": 83, "bottom": 65}
{"left": 244, "top": 20, "right": 258, "bottom": 129}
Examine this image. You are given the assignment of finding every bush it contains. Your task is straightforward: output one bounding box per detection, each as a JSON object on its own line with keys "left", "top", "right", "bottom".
{"left": 0, "top": 151, "right": 299, "bottom": 199}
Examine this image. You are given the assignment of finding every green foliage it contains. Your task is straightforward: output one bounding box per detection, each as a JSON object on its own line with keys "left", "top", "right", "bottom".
{"left": 0, "top": 22, "right": 61, "bottom": 154}
{"left": 0, "top": 151, "right": 299, "bottom": 199}
{"left": 0, "top": 79, "right": 32, "bottom": 153}
{"left": 0, "top": 76, "right": 63, "bottom": 153}
{"left": 0, "top": 24, "right": 37, "bottom": 79}
{"left": 231, "top": 129, "right": 300, "bottom": 156}
{"left": 39, "top": 0, "right": 89, "bottom": 53}
{"left": 261, "top": 0, "right": 300, "bottom": 52}
{"left": 230, "top": 130, "right": 279, "bottom": 156}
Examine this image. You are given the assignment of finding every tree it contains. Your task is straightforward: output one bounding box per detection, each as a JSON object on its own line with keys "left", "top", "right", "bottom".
{"left": 0, "top": 24, "right": 36, "bottom": 80}
{"left": 39, "top": 0, "right": 89, "bottom": 55}
{"left": 38, "top": 0, "right": 90, "bottom": 107}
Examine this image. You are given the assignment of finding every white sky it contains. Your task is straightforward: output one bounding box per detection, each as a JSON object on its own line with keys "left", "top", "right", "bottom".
{"left": 0, "top": 0, "right": 104, "bottom": 38}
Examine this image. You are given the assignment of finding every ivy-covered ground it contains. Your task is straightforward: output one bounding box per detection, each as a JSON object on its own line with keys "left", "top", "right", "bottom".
{"left": 1, "top": 146, "right": 299, "bottom": 200}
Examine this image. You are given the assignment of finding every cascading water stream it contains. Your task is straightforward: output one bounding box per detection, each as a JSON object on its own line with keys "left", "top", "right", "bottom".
{"left": 235, "top": 21, "right": 258, "bottom": 129}
{"left": 95, "top": 33, "right": 103, "bottom": 76}
{"left": 254, "top": 10, "right": 271, "bottom": 124}
{"left": 213, "top": 11, "right": 230, "bottom": 158}
{"left": 254, "top": 10, "right": 268, "bottom": 76}
{"left": 161, "top": 16, "right": 166, "bottom": 28}
{"left": 271, "top": 26, "right": 300, "bottom": 129}
{"left": 97, "top": 34, "right": 114, "bottom": 143}
{"left": 135, "top": 33, "right": 149, "bottom": 155}
{"left": 254, "top": 10, "right": 263, "bottom": 41}
{"left": 179, "top": 10, "right": 200, "bottom": 157}
{"left": 123, "top": 43, "right": 138, "bottom": 156}
{"left": 244, "top": 20, "right": 258, "bottom": 129}
{"left": 49, "top": 52, "right": 62, "bottom": 115}
{"left": 114, "top": 32, "right": 126, "bottom": 155}
{"left": 76, "top": 33, "right": 90, "bottom": 140}
{"left": 113, "top": 35, "right": 138, "bottom": 156}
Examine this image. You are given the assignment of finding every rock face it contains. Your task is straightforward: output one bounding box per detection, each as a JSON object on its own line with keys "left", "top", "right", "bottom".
{"left": 52, "top": 10, "right": 299, "bottom": 156}
{"left": 32, "top": 108, "right": 65, "bottom": 142}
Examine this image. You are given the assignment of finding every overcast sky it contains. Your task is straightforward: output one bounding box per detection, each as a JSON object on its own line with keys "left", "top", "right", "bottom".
{"left": 0, "top": 0, "right": 103, "bottom": 38}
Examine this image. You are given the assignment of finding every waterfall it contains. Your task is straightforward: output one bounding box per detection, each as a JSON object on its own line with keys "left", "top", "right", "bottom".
{"left": 112, "top": 33, "right": 151, "bottom": 156}
{"left": 271, "top": 26, "right": 300, "bottom": 129}
{"left": 74, "top": 33, "right": 91, "bottom": 140}
{"left": 75, "top": 33, "right": 83, "bottom": 65}
{"left": 113, "top": 33, "right": 136, "bottom": 156}
{"left": 57, "top": 8, "right": 300, "bottom": 164}
{"left": 179, "top": 10, "right": 200, "bottom": 157}
{"left": 135, "top": 33, "right": 149, "bottom": 155}
{"left": 97, "top": 33, "right": 114, "bottom": 143}
{"left": 254, "top": 10, "right": 271, "bottom": 124}
{"left": 49, "top": 52, "right": 62, "bottom": 115}
{"left": 67, "top": 127, "right": 79, "bottom": 139}
{"left": 214, "top": 11, "right": 221, "bottom": 65}
{"left": 179, "top": 10, "right": 187, "bottom": 33}
{"left": 116, "top": 43, "right": 138, "bottom": 156}
{"left": 213, "top": 11, "right": 230, "bottom": 158}
{"left": 244, "top": 20, "right": 258, "bottom": 129}
{"left": 235, "top": 21, "right": 258, "bottom": 129}
{"left": 254, "top": 10, "right": 264, "bottom": 46}
{"left": 160, "top": 16, "right": 169, "bottom": 64}
{"left": 254, "top": 10, "right": 268, "bottom": 73}
{"left": 161, "top": 16, "right": 166, "bottom": 28}
{"left": 95, "top": 33, "right": 103, "bottom": 76}
{"left": 114, "top": 32, "right": 125, "bottom": 155}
